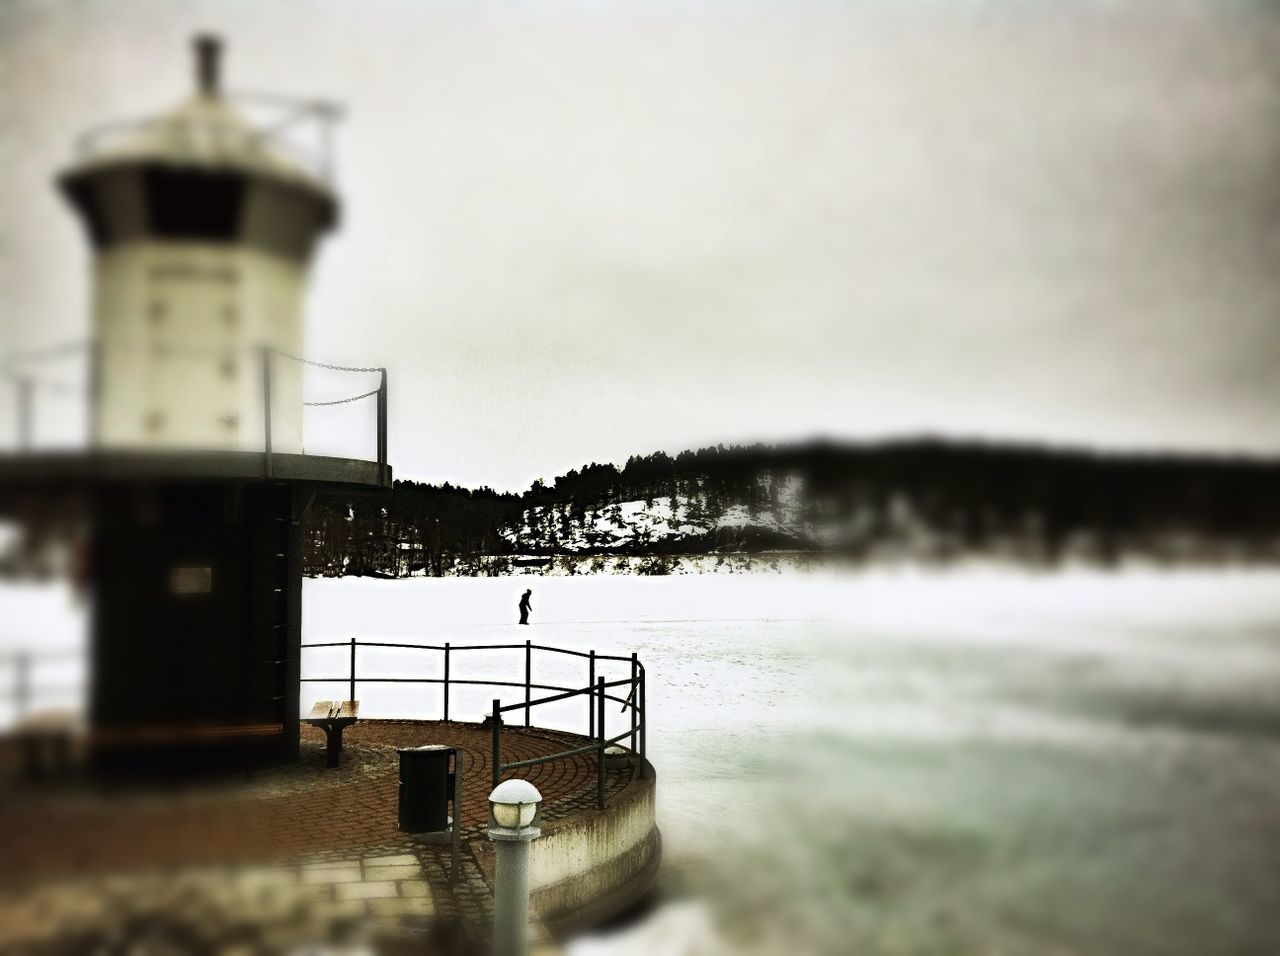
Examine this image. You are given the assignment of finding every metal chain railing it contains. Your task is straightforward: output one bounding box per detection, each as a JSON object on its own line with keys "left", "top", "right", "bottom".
{"left": 0, "top": 370, "right": 85, "bottom": 396}
{"left": 268, "top": 347, "right": 384, "bottom": 374}
{"left": 0, "top": 340, "right": 89, "bottom": 365}
{"left": 3, "top": 338, "right": 388, "bottom": 474}
{"left": 303, "top": 388, "right": 381, "bottom": 407}
{"left": 267, "top": 349, "right": 384, "bottom": 408}
{"left": 1, "top": 340, "right": 90, "bottom": 394}
{"left": 1, "top": 341, "right": 92, "bottom": 446}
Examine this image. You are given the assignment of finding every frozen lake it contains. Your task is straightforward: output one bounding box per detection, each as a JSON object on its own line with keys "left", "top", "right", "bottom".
{"left": 6, "top": 569, "right": 1280, "bottom": 954}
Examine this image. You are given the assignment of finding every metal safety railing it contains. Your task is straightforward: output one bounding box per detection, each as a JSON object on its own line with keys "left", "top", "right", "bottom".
{"left": 0, "top": 649, "right": 85, "bottom": 727}
{"left": 261, "top": 346, "right": 389, "bottom": 484}
{"left": 300, "top": 639, "right": 647, "bottom": 810}
{"left": 0, "top": 340, "right": 91, "bottom": 449}
{"left": 1, "top": 339, "right": 388, "bottom": 481}
{"left": 74, "top": 93, "right": 342, "bottom": 185}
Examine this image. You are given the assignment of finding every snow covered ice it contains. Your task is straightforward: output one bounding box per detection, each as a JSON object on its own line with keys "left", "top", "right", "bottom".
{"left": 307, "top": 569, "right": 1280, "bottom": 955}
{"left": 5, "top": 568, "right": 1280, "bottom": 954}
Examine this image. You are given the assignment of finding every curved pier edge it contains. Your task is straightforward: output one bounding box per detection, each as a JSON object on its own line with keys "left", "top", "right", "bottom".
{"left": 529, "top": 759, "right": 662, "bottom": 937}
{"left": 540, "top": 827, "right": 663, "bottom": 938}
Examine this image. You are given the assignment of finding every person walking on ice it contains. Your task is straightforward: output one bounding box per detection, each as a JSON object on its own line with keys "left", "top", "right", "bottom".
{"left": 518, "top": 588, "right": 533, "bottom": 625}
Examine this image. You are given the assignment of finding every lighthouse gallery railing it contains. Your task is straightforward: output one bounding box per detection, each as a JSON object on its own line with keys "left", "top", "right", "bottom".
{"left": 0, "top": 339, "right": 388, "bottom": 482}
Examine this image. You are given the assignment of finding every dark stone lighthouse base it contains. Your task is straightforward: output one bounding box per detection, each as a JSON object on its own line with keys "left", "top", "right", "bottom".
{"left": 89, "top": 478, "right": 304, "bottom": 777}
{"left": 0, "top": 449, "right": 390, "bottom": 779}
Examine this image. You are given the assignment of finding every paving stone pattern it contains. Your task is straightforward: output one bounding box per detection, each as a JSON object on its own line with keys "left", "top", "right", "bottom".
{"left": 0, "top": 721, "right": 635, "bottom": 953}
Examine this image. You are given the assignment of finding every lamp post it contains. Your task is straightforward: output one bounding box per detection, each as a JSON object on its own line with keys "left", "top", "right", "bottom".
{"left": 488, "top": 778, "right": 543, "bottom": 956}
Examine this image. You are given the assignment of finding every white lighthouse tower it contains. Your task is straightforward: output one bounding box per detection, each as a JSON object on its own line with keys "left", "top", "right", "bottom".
{"left": 0, "top": 34, "right": 387, "bottom": 775}
{"left": 59, "top": 36, "right": 337, "bottom": 454}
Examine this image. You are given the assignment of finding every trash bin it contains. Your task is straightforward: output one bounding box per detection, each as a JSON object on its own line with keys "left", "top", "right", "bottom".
{"left": 398, "top": 745, "right": 455, "bottom": 833}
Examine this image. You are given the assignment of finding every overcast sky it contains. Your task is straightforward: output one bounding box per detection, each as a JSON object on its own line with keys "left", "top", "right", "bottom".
{"left": 2, "top": 0, "right": 1279, "bottom": 491}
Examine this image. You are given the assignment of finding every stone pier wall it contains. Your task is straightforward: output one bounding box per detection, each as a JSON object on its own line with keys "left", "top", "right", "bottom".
{"left": 529, "top": 761, "right": 660, "bottom": 933}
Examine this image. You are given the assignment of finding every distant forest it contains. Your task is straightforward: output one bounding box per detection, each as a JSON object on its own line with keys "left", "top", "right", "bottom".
{"left": 301, "top": 440, "right": 1280, "bottom": 576}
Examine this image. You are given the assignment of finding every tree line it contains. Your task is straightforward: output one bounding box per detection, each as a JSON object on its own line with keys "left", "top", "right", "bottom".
{"left": 301, "top": 439, "right": 1280, "bottom": 576}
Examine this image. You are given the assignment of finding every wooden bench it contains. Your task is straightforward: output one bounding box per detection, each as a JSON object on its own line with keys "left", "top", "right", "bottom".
{"left": 303, "top": 700, "right": 359, "bottom": 768}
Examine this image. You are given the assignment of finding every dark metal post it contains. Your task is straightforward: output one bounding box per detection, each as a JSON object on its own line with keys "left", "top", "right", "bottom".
{"left": 630, "top": 653, "right": 638, "bottom": 753}
{"left": 588, "top": 650, "right": 596, "bottom": 738}
{"left": 524, "top": 639, "right": 532, "bottom": 727}
{"left": 348, "top": 638, "right": 356, "bottom": 704}
{"left": 261, "top": 346, "right": 273, "bottom": 477}
{"left": 596, "top": 675, "right": 606, "bottom": 810}
{"left": 450, "top": 747, "right": 462, "bottom": 882}
{"left": 491, "top": 698, "right": 502, "bottom": 789}
{"left": 639, "top": 666, "right": 647, "bottom": 779}
{"left": 88, "top": 338, "right": 102, "bottom": 447}
{"left": 14, "top": 652, "right": 30, "bottom": 722}
{"left": 443, "top": 642, "right": 450, "bottom": 721}
{"left": 16, "top": 377, "right": 33, "bottom": 450}
{"left": 195, "top": 34, "right": 222, "bottom": 97}
{"left": 377, "top": 368, "right": 388, "bottom": 485}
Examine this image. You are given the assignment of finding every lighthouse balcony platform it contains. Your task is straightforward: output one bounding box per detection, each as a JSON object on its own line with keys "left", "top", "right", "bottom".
{"left": 0, "top": 448, "right": 390, "bottom": 496}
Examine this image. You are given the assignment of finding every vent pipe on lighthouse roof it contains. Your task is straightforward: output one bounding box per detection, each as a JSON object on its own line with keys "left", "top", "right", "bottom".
{"left": 195, "top": 34, "right": 222, "bottom": 98}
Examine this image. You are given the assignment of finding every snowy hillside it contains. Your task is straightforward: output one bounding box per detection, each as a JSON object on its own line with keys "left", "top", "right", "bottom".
{"left": 501, "top": 475, "right": 829, "bottom": 555}
{"left": 500, "top": 475, "right": 1022, "bottom": 563}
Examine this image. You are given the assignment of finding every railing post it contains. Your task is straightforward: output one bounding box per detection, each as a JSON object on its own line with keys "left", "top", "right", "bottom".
{"left": 450, "top": 747, "right": 462, "bottom": 883}
{"left": 491, "top": 698, "right": 503, "bottom": 790}
{"left": 588, "top": 650, "right": 596, "bottom": 739}
{"left": 348, "top": 638, "right": 356, "bottom": 704}
{"left": 16, "top": 377, "right": 33, "bottom": 450}
{"left": 596, "top": 675, "right": 606, "bottom": 810}
{"left": 261, "top": 346, "right": 273, "bottom": 478}
{"left": 14, "top": 652, "right": 30, "bottom": 722}
{"left": 443, "top": 642, "right": 450, "bottom": 722}
{"left": 639, "top": 665, "right": 647, "bottom": 779}
{"left": 377, "top": 368, "right": 388, "bottom": 486}
{"left": 524, "top": 639, "right": 532, "bottom": 728}
{"left": 319, "top": 111, "right": 334, "bottom": 183}
{"left": 88, "top": 338, "right": 102, "bottom": 447}
{"left": 630, "top": 653, "right": 638, "bottom": 753}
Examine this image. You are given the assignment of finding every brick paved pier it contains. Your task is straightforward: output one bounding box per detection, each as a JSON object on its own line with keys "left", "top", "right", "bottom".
{"left": 0, "top": 720, "right": 658, "bottom": 954}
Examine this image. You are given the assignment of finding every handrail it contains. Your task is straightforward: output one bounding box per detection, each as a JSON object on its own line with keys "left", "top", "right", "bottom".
{"left": 300, "top": 637, "right": 648, "bottom": 809}
{"left": 352, "top": 640, "right": 447, "bottom": 651}
{"left": 431, "top": 643, "right": 530, "bottom": 652}
{"left": 0, "top": 684, "right": 81, "bottom": 702}
{"left": 527, "top": 644, "right": 593, "bottom": 659}
{"left": 0, "top": 649, "right": 82, "bottom": 662}
{"left": 6, "top": 636, "right": 648, "bottom": 811}
{"left": 501, "top": 741, "right": 603, "bottom": 770}
{"left": 74, "top": 95, "right": 340, "bottom": 185}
